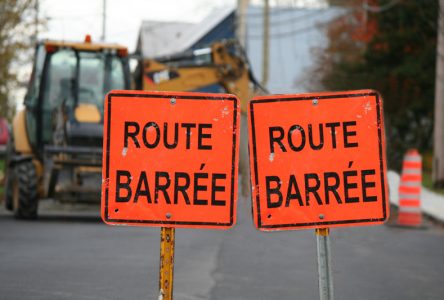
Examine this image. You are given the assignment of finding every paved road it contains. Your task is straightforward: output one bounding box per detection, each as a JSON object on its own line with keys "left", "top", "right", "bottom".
{"left": 1, "top": 198, "right": 444, "bottom": 300}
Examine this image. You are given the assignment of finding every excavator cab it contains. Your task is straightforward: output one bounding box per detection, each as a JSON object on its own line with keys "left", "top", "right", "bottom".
{"left": 5, "top": 37, "right": 131, "bottom": 218}
{"left": 31, "top": 39, "right": 129, "bottom": 149}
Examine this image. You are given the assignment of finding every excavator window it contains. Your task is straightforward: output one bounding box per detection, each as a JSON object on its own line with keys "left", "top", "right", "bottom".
{"left": 36, "top": 48, "right": 127, "bottom": 147}
{"left": 25, "top": 44, "right": 46, "bottom": 107}
{"left": 25, "top": 44, "right": 46, "bottom": 148}
{"left": 78, "top": 52, "right": 126, "bottom": 114}
{"left": 42, "top": 49, "right": 77, "bottom": 144}
{"left": 109, "top": 56, "right": 125, "bottom": 92}
{"left": 78, "top": 52, "right": 106, "bottom": 110}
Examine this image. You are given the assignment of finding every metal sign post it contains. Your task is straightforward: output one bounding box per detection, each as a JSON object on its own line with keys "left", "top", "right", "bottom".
{"left": 159, "top": 227, "right": 175, "bottom": 300}
{"left": 246, "top": 90, "right": 388, "bottom": 299}
{"left": 316, "top": 228, "right": 334, "bottom": 300}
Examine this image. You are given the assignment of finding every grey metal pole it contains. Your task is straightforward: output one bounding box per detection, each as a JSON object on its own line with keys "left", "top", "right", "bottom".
{"left": 236, "top": 0, "right": 249, "bottom": 48}
{"left": 261, "top": 0, "right": 269, "bottom": 87}
{"left": 33, "top": 0, "right": 39, "bottom": 44}
{"left": 433, "top": 0, "right": 444, "bottom": 187}
{"left": 101, "top": 0, "right": 107, "bottom": 42}
{"left": 237, "top": 0, "right": 251, "bottom": 197}
{"left": 316, "top": 228, "right": 334, "bottom": 300}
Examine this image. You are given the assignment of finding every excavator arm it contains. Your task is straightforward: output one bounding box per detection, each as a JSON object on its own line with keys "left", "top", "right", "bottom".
{"left": 137, "top": 40, "right": 266, "bottom": 112}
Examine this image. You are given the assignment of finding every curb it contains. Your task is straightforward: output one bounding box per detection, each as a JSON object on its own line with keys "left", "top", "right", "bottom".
{"left": 388, "top": 170, "right": 444, "bottom": 224}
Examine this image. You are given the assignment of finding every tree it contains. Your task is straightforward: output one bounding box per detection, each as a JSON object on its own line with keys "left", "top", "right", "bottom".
{"left": 310, "top": 0, "right": 439, "bottom": 170}
{"left": 0, "top": 0, "right": 39, "bottom": 120}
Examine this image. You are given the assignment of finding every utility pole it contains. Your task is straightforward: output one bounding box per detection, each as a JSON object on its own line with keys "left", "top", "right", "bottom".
{"left": 236, "top": 0, "right": 249, "bottom": 47}
{"left": 433, "top": 0, "right": 444, "bottom": 187}
{"left": 101, "top": 0, "right": 107, "bottom": 42}
{"left": 237, "top": 0, "right": 251, "bottom": 197}
{"left": 34, "top": 0, "right": 39, "bottom": 43}
{"left": 261, "top": 0, "right": 269, "bottom": 87}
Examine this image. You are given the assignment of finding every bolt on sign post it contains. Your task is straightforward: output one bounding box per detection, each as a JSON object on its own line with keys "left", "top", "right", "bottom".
{"left": 248, "top": 90, "right": 389, "bottom": 300}
{"left": 101, "top": 90, "right": 240, "bottom": 299}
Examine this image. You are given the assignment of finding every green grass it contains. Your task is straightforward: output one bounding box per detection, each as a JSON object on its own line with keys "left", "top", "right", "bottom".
{"left": 422, "top": 170, "right": 444, "bottom": 196}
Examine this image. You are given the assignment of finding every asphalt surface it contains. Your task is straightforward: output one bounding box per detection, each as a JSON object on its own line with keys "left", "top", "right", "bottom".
{"left": 1, "top": 198, "right": 444, "bottom": 300}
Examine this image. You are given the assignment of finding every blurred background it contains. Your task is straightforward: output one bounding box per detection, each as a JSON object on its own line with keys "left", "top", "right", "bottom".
{"left": 1, "top": 1, "right": 444, "bottom": 299}
{"left": 1, "top": 0, "right": 442, "bottom": 176}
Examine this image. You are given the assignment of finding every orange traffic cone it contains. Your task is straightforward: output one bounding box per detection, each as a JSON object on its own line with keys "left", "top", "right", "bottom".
{"left": 397, "top": 149, "right": 422, "bottom": 227}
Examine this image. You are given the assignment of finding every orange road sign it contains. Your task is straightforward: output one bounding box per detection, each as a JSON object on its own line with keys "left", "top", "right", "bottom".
{"left": 248, "top": 90, "right": 389, "bottom": 231}
{"left": 102, "top": 90, "right": 240, "bottom": 229}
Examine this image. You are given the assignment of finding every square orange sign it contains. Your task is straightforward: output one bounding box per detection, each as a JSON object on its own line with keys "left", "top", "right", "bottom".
{"left": 248, "top": 90, "right": 389, "bottom": 231}
{"left": 102, "top": 90, "right": 240, "bottom": 229}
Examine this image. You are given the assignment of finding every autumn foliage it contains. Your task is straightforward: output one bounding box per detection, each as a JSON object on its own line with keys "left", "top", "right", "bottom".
{"left": 311, "top": 0, "right": 439, "bottom": 169}
{"left": 0, "top": 0, "right": 40, "bottom": 120}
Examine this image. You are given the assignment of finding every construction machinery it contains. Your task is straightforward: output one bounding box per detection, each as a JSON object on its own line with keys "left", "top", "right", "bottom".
{"left": 4, "top": 37, "right": 262, "bottom": 219}
{"left": 4, "top": 36, "right": 131, "bottom": 218}
{"left": 134, "top": 39, "right": 265, "bottom": 112}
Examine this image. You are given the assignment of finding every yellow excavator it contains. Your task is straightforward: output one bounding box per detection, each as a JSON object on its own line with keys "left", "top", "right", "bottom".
{"left": 4, "top": 36, "right": 131, "bottom": 218}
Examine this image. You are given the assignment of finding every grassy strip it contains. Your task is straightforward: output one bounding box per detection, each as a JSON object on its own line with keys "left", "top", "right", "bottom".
{"left": 422, "top": 171, "right": 444, "bottom": 196}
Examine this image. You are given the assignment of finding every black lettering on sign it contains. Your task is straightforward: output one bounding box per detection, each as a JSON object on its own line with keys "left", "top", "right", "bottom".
{"left": 124, "top": 122, "right": 140, "bottom": 148}
{"left": 262, "top": 168, "right": 379, "bottom": 208}
{"left": 113, "top": 170, "right": 230, "bottom": 206}
{"left": 324, "top": 172, "right": 341, "bottom": 204}
{"left": 305, "top": 173, "right": 323, "bottom": 206}
{"left": 362, "top": 169, "right": 377, "bottom": 202}
{"left": 308, "top": 124, "right": 324, "bottom": 150}
{"left": 116, "top": 170, "right": 132, "bottom": 202}
{"left": 266, "top": 176, "right": 283, "bottom": 208}
{"left": 143, "top": 122, "right": 161, "bottom": 148}
{"left": 164, "top": 122, "right": 179, "bottom": 149}
{"left": 267, "top": 121, "right": 360, "bottom": 152}
{"left": 134, "top": 171, "right": 152, "bottom": 203}
{"left": 325, "top": 122, "right": 340, "bottom": 149}
{"left": 122, "top": 122, "right": 214, "bottom": 150}
{"left": 343, "top": 121, "right": 358, "bottom": 148}
{"left": 211, "top": 173, "right": 226, "bottom": 206}
{"left": 155, "top": 171, "right": 171, "bottom": 204}
{"left": 198, "top": 124, "right": 213, "bottom": 150}
{"left": 344, "top": 170, "right": 359, "bottom": 203}
{"left": 193, "top": 173, "right": 208, "bottom": 205}
{"left": 269, "top": 126, "right": 286, "bottom": 153}
{"left": 182, "top": 123, "right": 196, "bottom": 149}
{"left": 174, "top": 172, "right": 190, "bottom": 204}
{"left": 285, "top": 175, "right": 303, "bottom": 207}
{"left": 288, "top": 125, "right": 305, "bottom": 152}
